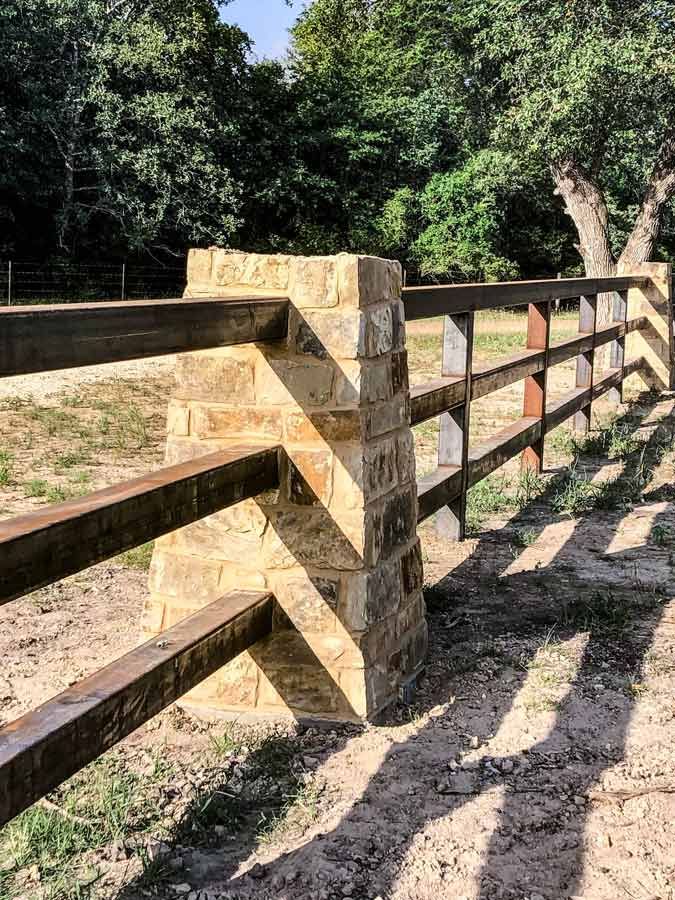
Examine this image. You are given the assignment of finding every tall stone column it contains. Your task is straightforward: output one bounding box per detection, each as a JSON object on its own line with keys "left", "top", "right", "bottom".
{"left": 141, "top": 251, "right": 427, "bottom": 721}
{"left": 622, "top": 261, "right": 673, "bottom": 392}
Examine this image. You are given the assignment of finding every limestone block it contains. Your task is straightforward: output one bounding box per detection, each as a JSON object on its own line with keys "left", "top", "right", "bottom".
{"left": 365, "top": 395, "right": 410, "bottom": 440}
{"left": 332, "top": 438, "right": 398, "bottom": 511}
{"left": 338, "top": 665, "right": 393, "bottom": 719}
{"left": 334, "top": 359, "right": 394, "bottom": 406}
{"left": 288, "top": 256, "right": 339, "bottom": 308}
{"left": 271, "top": 570, "right": 338, "bottom": 633}
{"left": 391, "top": 351, "right": 409, "bottom": 394}
{"left": 165, "top": 500, "right": 268, "bottom": 563}
{"left": 212, "top": 251, "right": 291, "bottom": 292}
{"left": 365, "top": 304, "right": 394, "bottom": 357}
{"left": 337, "top": 254, "right": 402, "bottom": 308}
{"left": 186, "top": 248, "right": 213, "bottom": 290}
{"left": 396, "top": 429, "right": 417, "bottom": 486}
{"left": 339, "top": 561, "right": 402, "bottom": 632}
{"left": 256, "top": 357, "right": 334, "bottom": 407}
{"left": 284, "top": 448, "right": 333, "bottom": 507}
{"left": 262, "top": 509, "right": 365, "bottom": 571}
{"left": 400, "top": 541, "right": 424, "bottom": 595}
{"left": 175, "top": 351, "right": 256, "bottom": 403}
{"left": 285, "top": 409, "right": 362, "bottom": 444}
{"left": 148, "top": 550, "right": 223, "bottom": 602}
{"left": 366, "top": 488, "right": 417, "bottom": 567}
{"left": 166, "top": 400, "right": 190, "bottom": 437}
{"left": 186, "top": 651, "right": 260, "bottom": 709}
{"left": 190, "top": 404, "right": 284, "bottom": 440}
{"left": 291, "top": 308, "right": 366, "bottom": 361}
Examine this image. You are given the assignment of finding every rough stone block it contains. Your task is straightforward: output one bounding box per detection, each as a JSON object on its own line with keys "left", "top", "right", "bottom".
{"left": 272, "top": 571, "right": 338, "bottom": 633}
{"left": 284, "top": 448, "right": 333, "bottom": 506}
{"left": 365, "top": 396, "right": 410, "bottom": 440}
{"left": 289, "top": 256, "right": 339, "bottom": 308}
{"left": 190, "top": 405, "right": 283, "bottom": 440}
{"left": 186, "top": 248, "right": 213, "bottom": 288}
{"left": 263, "top": 509, "right": 365, "bottom": 571}
{"left": 401, "top": 541, "right": 424, "bottom": 595}
{"left": 292, "top": 308, "right": 366, "bottom": 360}
{"left": 256, "top": 357, "right": 334, "bottom": 407}
{"left": 166, "top": 401, "right": 190, "bottom": 437}
{"left": 337, "top": 254, "right": 402, "bottom": 308}
{"left": 366, "top": 304, "right": 394, "bottom": 357}
{"left": 339, "top": 561, "right": 402, "bottom": 632}
{"left": 176, "top": 351, "right": 256, "bottom": 404}
{"left": 212, "top": 251, "right": 291, "bottom": 292}
{"left": 148, "top": 550, "right": 223, "bottom": 602}
{"left": 285, "top": 409, "right": 362, "bottom": 444}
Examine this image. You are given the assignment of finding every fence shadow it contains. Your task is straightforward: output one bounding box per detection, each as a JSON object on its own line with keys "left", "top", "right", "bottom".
{"left": 117, "top": 390, "right": 675, "bottom": 899}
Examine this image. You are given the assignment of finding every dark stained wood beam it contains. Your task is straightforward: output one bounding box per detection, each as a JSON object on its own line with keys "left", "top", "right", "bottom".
{"left": 410, "top": 376, "right": 466, "bottom": 425}
{"left": 0, "top": 590, "right": 274, "bottom": 827}
{"left": 0, "top": 444, "right": 280, "bottom": 605}
{"left": 403, "top": 276, "right": 648, "bottom": 320}
{"left": 0, "top": 296, "right": 289, "bottom": 376}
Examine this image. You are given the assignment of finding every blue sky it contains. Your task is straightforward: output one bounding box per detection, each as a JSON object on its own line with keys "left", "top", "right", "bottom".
{"left": 222, "top": 1, "right": 304, "bottom": 59}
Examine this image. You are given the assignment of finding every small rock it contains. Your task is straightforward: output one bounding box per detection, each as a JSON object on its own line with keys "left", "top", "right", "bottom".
{"left": 573, "top": 795, "right": 586, "bottom": 806}
{"left": 531, "top": 893, "right": 545, "bottom": 900}
{"left": 170, "top": 885, "right": 191, "bottom": 895}
{"left": 469, "top": 736, "right": 480, "bottom": 749}
{"left": 249, "top": 863, "right": 266, "bottom": 880}
{"left": 500, "top": 759, "right": 514, "bottom": 774}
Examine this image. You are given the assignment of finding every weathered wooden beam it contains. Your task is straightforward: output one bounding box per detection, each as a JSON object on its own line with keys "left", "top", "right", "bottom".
{"left": 0, "top": 444, "right": 280, "bottom": 605}
{"left": 609, "top": 290, "right": 629, "bottom": 404}
{"left": 417, "top": 465, "right": 462, "bottom": 523}
{"left": 574, "top": 294, "right": 598, "bottom": 432}
{"left": 410, "top": 376, "right": 466, "bottom": 425}
{"left": 470, "top": 417, "right": 542, "bottom": 487}
{"left": 472, "top": 348, "right": 545, "bottom": 400}
{"left": 0, "top": 590, "right": 274, "bottom": 827}
{"left": 0, "top": 296, "right": 289, "bottom": 376}
{"left": 403, "top": 276, "right": 648, "bottom": 320}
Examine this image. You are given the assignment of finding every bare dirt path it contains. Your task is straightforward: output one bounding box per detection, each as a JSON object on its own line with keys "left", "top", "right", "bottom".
{"left": 1, "top": 324, "right": 674, "bottom": 900}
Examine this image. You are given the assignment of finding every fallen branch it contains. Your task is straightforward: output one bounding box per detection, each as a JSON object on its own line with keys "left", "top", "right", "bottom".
{"left": 38, "top": 797, "right": 94, "bottom": 826}
{"left": 588, "top": 787, "right": 675, "bottom": 803}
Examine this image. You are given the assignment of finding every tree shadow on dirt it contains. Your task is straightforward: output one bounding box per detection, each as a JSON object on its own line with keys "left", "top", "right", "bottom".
{"left": 117, "top": 391, "right": 675, "bottom": 899}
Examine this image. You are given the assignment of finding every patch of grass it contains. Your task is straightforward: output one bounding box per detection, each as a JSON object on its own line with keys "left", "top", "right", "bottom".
{"left": 117, "top": 541, "right": 154, "bottom": 571}
{"left": 472, "top": 332, "right": 523, "bottom": 358}
{"left": 0, "top": 451, "right": 14, "bottom": 487}
{"left": 96, "top": 402, "right": 148, "bottom": 450}
{"left": 651, "top": 523, "right": 675, "bottom": 546}
{"left": 515, "top": 467, "right": 546, "bottom": 506}
{"left": 0, "top": 754, "right": 165, "bottom": 900}
{"left": 256, "top": 779, "right": 323, "bottom": 846}
{"left": 27, "top": 405, "right": 79, "bottom": 438}
{"left": 466, "top": 474, "right": 515, "bottom": 532}
{"left": 52, "top": 449, "right": 91, "bottom": 472}
{"left": 22, "top": 477, "right": 50, "bottom": 499}
{"left": 22, "top": 478, "right": 89, "bottom": 504}
{"left": 511, "top": 527, "right": 537, "bottom": 548}
{"left": 558, "top": 588, "right": 663, "bottom": 632}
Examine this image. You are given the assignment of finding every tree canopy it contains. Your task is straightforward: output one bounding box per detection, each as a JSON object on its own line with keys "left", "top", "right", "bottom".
{"left": 1, "top": 0, "right": 674, "bottom": 282}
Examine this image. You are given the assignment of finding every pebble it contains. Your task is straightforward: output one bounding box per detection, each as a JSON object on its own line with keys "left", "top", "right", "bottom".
{"left": 469, "top": 736, "right": 480, "bottom": 749}
{"left": 170, "top": 885, "right": 191, "bottom": 895}
{"left": 500, "top": 759, "right": 515, "bottom": 774}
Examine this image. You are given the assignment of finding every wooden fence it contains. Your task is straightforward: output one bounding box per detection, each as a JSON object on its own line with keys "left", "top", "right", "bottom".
{"left": 0, "top": 271, "right": 654, "bottom": 827}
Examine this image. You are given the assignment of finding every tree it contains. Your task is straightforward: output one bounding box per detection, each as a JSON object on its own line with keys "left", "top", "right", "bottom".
{"left": 461, "top": 0, "right": 675, "bottom": 283}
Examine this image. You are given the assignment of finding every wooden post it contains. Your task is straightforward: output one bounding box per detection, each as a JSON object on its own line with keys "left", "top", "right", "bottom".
{"left": 121, "top": 261, "right": 127, "bottom": 301}
{"left": 437, "top": 311, "right": 474, "bottom": 539}
{"left": 573, "top": 293, "right": 598, "bottom": 433}
{"left": 522, "top": 301, "right": 551, "bottom": 472}
{"left": 7, "top": 260, "right": 12, "bottom": 306}
{"left": 608, "top": 289, "right": 628, "bottom": 404}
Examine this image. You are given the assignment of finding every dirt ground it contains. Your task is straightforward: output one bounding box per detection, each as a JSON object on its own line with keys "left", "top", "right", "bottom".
{"left": 1, "top": 314, "right": 675, "bottom": 900}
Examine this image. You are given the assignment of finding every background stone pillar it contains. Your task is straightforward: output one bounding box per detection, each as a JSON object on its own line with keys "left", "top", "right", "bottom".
{"left": 622, "top": 261, "right": 673, "bottom": 392}
{"left": 141, "top": 250, "right": 427, "bottom": 721}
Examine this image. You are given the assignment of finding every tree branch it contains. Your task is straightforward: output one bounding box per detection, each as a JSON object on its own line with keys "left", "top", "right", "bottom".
{"left": 620, "top": 129, "right": 675, "bottom": 267}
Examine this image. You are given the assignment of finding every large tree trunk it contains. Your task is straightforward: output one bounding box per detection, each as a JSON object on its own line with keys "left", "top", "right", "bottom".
{"left": 551, "top": 158, "right": 617, "bottom": 325}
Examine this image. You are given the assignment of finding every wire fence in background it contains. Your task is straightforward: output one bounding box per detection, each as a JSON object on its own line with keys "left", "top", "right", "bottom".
{"left": 0, "top": 259, "right": 187, "bottom": 305}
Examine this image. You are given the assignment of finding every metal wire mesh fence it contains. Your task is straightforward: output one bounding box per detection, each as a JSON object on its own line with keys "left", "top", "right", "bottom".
{"left": 0, "top": 259, "right": 187, "bottom": 305}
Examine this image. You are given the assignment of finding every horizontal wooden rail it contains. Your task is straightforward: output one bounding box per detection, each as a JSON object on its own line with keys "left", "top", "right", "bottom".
{"left": 0, "top": 444, "right": 280, "bottom": 605}
{"left": 0, "top": 590, "right": 274, "bottom": 827}
{"left": 417, "top": 359, "right": 645, "bottom": 522}
{"left": 0, "top": 296, "right": 289, "bottom": 376}
{"left": 410, "top": 316, "right": 648, "bottom": 425}
{"left": 403, "top": 275, "right": 648, "bottom": 320}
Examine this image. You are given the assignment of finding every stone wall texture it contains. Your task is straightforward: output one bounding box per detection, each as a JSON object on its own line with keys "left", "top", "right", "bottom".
{"left": 141, "top": 250, "right": 427, "bottom": 721}
{"left": 622, "top": 261, "right": 673, "bottom": 392}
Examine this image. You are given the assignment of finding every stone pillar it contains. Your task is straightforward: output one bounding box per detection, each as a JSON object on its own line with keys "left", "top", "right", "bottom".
{"left": 141, "top": 250, "right": 427, "bottom": 722}
{"left": 621, "top": 261, "right": 673, "bottom": 392}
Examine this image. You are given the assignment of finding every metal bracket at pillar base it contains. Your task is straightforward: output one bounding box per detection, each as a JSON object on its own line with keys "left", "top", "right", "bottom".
{"left": 398, "top": 669, "right": 425, "bottom": 706}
